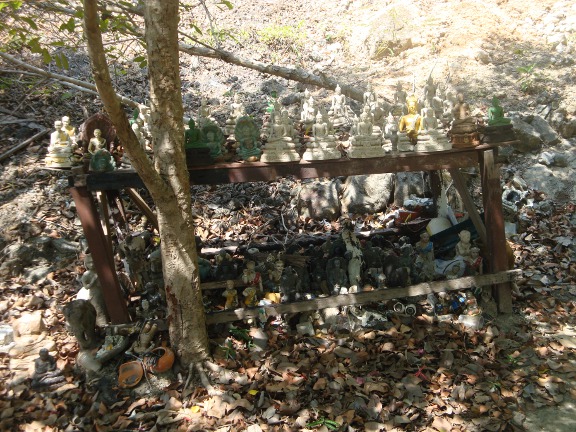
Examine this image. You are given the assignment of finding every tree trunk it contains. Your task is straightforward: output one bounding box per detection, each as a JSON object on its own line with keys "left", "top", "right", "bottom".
{"left": 83, "top": 0, "right": 209, "bottom": 364}
{"left": 143, "top": 0, "right": 210, "bottom": 362}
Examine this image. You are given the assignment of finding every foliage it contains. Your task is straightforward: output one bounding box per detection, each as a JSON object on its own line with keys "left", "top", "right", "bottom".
{"left": 516, "top": 63, "right": 544, "bottom": 94}
{"left": 306, "top": 417, "right": 341, "bottom": 430}
{"left": 257, "top": 21, "right": 306, "bottom": 53}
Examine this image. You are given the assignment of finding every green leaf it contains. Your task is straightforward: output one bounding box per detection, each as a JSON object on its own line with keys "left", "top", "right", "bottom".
{"left": 217, "top": 0, "right": 234, "bottom": 10}
{"left": 61, "top": 92, "right": 73, "bottom": 100}
{"left": 59, "top": 17, "right": 76, "bottom": 33}
{"left": 100, "top": 18, "right": 109, "bottom": 32}
{"left": 28, "top": 37, "right": 41, "bottom": 53}
{"left": 41, "top": 49, "right": 51, "bottom": 64}
{"left": 133, "top": 55, "right": 146, "bottom": 63}
{"left": 21, "top": 16, "right": 38, "bottom": 30}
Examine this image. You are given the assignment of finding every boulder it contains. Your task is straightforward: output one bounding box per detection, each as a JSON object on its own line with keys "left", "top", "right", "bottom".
{"left": 296, "top": 179, "right": 341, "bottom": 220}
{"left": 393, "top": 172, "right": 429, "bottom": 207}
{"left": 511, "top": 117, "right": 543, "bottom": 153}
{"left": 340, "top": 174, "right": 395, "bottom": 215}
{"left": 530, "top": 115, "right": 560, "bottom": 145}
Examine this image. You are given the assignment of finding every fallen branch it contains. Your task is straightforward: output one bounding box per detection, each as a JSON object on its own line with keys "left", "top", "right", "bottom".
{"left": 0, "top": 129, "right": 49, "bottom": 162}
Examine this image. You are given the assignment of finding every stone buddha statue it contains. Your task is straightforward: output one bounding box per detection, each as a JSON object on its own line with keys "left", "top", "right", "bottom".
{"left": 225, "top": 94, "right": 246, "bottom": 135}
{"left": 450, "top": 93, "right": 477, "bottom": 134}
{"left": 261, "top": 110, "right": 300, "bottom": 162}
{"left": 235, "top": 116, "right": 261, "bottom": 162}
{"left": 347, "top": 109, "right": 385, "bottom": 158}
{"left": 303, "top": 112, "right": 341, "bottom": 160}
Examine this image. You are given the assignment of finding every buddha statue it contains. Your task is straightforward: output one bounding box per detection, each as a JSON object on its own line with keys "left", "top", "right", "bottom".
{"left": 347, "top": 109, "right": 385, "bottom": 158}
{"left": 88, "top": 129, "right": 115, "bottom": 172}
{"left": 487, "top": 97, "right": 511, "bottom": 127}
{"left": 393, "top": 81, "right": 408, "bottom": 114}
{"left": 302, "top": 112, "right": 341, "bottom": 160}
{"left": 397, "top": 94, "right": 422, "bottom": 150}
{"left": 184, "top": 118, "right": 204, "bottom": 149}
{"left": 260, "top": 110, "right": 300, "bottom": 162}
{"left": 414, "top": 108, "right": 451, "bottom": 152}
{"left": 46, "top": 120, "right": 74, "bottom": 168}
{"left": 449, "top": 93, "right": 479, "bottom": 147}
{"left": 300, "top": 95, "right": 316, "bottom": 126}
{"left": 235, "top": 116, "right": 261, "bottom": 162}
{"left": 225, "top": 94, "right": 246, "bottom": 135}
{"left": 61, "top": 116, "right": 77, "bottom": 145}
{"left": 329, "top": 85, "right": 350, "bottom": 128}
{"left": 482, "top": 96, "right": 515, "bottom": 143}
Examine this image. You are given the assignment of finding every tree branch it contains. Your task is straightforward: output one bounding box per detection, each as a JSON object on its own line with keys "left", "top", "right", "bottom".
{"left": 0, "top": 51, "right": 139, "bottom": 108}
{"left": 27, "top": 0, "right": 365, "bottom": 100}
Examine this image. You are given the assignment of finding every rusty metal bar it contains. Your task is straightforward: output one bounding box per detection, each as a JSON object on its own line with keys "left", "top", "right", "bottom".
{"left": 69, "top": 186, "right": 131, "bottom": 324}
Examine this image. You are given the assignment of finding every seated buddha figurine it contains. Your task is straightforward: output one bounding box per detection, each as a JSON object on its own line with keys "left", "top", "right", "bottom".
{"left": 88, "top": 129, "right": 115, "bottom": 172}
{"left": 482, "top": 96, "right": 514, "bottom": 143}
{"left": 184, "top": 118, "right": 204, "bottom": 149}
{"left": 225, "top": 94, "right": 246, "bottom": 135}
{"left": 415, "top": 108, "right": 451, "bottom": 152}
{"left": 449, "top": 93, "right": 479, "bottom": 147}
{"left": 487, "top": 97, "right": 511, "bottom": 127}
{"left": 61, "top": 116, "right": 77, "bottom": 145}
{"left": 303, "top": 112, "right": 341, "bottom": 160}
{"left": 235, "top": 116, "right": 261, "bottom": 162}
{"left": 260, "top": 110, "right": 300, "bottom": 162}
{"left": 450, "top": 93, "right": 477, "bottom": 134}
{"left": 347, "top": 110, "right": 385, "bottom": 158}
{"left": 329, "top": 85, "right": 350, "bottom": 128}
{"left": 397, "top": 94, "right": 422, "bottom": 150}
{"left": 46, "top": 120, "right": 74, "bottom": 168}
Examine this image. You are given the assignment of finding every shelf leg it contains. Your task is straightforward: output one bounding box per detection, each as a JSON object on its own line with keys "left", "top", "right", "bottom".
{"left": 70, "top": 186, "right": 131, "bottom": 323}
{"left": 480, "top": 149, "right": 512, "bottom": 313}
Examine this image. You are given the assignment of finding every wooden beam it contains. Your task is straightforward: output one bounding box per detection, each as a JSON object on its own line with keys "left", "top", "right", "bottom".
{"left": 448, "top": 168, "right": 488, "bottom": 247}
{"left": 205, "top": 269, "right": 521, "bottom": 324}
{"left": 125, "top": 188, "right": 159, "bottom": 231}
{"left": 480, "top": 149, "right": 512, "bottom": 313}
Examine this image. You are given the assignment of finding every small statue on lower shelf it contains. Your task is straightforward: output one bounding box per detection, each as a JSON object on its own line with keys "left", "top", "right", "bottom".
{"left": 414, "top": 232, "right": 435, "bottom": 282}
{"left": 455, "top": 229, "right": 472, "bottom": 261}
{"left": 223, "top": 280, "right": 238, "bottom": 310}
{"left": 242, "top": 260, "right": 263, "bottom": 294}
{"left": 242, "top": 285, "right": 258, "bottom": 307}
{"left": 466, "top": 247, "right": 483, "bottom": 275}
{"left": 31, "top": 349, "right": 66, "bottom": 389}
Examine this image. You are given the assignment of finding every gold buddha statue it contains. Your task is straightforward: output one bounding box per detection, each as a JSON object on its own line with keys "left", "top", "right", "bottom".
{"left": 398, "top": 94, "right": 422, "bottom": 146}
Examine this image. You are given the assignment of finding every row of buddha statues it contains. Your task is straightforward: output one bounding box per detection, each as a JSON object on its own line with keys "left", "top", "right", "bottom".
{"left": 46, "top": 78, "right": 512, "bottom": 169}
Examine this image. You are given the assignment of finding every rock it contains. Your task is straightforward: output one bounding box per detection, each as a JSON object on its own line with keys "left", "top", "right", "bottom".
{"left": 530, "top": 115, "right": 560, "bottom": 145}
{"left": 296, "top": 179, "right": 341, "bottom": 220}
{"left": 511, "top": 117, "right": 543, "bottom": 152}
{"left": 23, "top": 265, "right": 53, "bottom": 283}
{"left": 340, "top": 174, "right": 394, "bottom": 215}
{"left": 393, "top": 172, "right": 428, "bottom": 207}
{"left": 12, "top": 310, "right": 45, "bottom": 337}
{"left": 474, "top": 49, "right": 491, "bottom": 64}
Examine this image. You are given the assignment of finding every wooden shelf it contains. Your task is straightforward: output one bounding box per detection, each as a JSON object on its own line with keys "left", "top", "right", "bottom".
{"left": 71, "top": 143, "right": 517, "bottom": 191}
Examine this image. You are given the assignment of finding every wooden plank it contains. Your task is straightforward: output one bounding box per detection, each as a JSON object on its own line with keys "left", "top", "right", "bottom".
{"left": 125, "top": 188, "right": 159, "bottom": 231}
{"left": 69, "top": 186, "right": 131, "bottom": 323}
{"left": 81, "top": 148, "right": 486, "bottom": 191}
{"left": 448, "top": 168, "right": 488, "bottom": 247}
{"left": 480, "top": 149, "right": 512, "bottom": 313}
{"left": 205, "top": 269, "right": 521, "bottom": 324}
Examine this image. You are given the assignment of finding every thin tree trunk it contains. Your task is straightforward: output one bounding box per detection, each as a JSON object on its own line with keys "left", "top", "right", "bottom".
{"left": 83, "top": 0, "right": 209, "bottom": 364}
{"left": 143, "top": 0, "right": 210, "bottom": 362}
